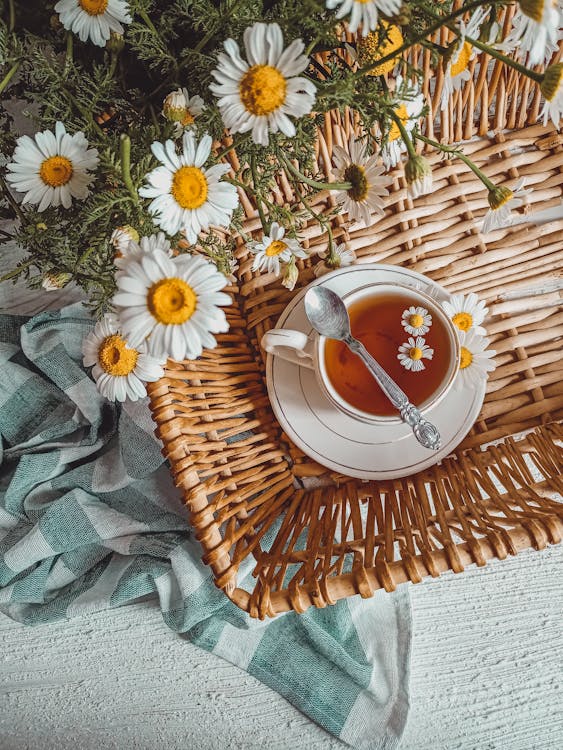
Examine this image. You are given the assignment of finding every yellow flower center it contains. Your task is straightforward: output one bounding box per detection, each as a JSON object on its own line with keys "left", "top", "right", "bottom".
{"left": 408, "top": 313, "right": 424, "bottom": 328}
{"left": 147, "top": 277, "right": 197, "bottom": 325}
{"left": 388, "top": 104, "right": 409, "bottom": 142}
{"left": 265, "top": 240, "right": 288, "bottom": 257}
{"left": 182, "top": 111, "right": 195, "bottom": 126}
{"left": 171, "top": 166, "right": 208, "bottom": 210}
{"left": 452, "top": 312, "right": 473, "bottom": 331}
{"left": 98, "top": 334, "right": 138, "bottom": 376}
{"left": 239, "top": 65, "right": 287, "bottom": 116}
{"left": 450, "top": 42, "right": 472, "bottom": 77}
{"left": 79, "top": 0, "right": 108, "bottom": 15}
{"left": 358, "top": 23, "right": 404, "bottom": 76}
{"left": 460, "top": 346, "right": 473, "bottom": 369}
{"left": 344, "top": 163, "right": 369, "bottom": 202}
{"left": 39, "top": 156, "right": 74, "bottom": 187}
{"left": 409, "top": 347, "right": 423, "bottom": 361}
{"left": 539, "top": 63, "right": 563, "bottom": 102}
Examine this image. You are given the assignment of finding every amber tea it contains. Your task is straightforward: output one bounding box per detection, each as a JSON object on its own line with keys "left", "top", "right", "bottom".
{"left": 324, "top": 292, "right": 452, "bottom": 417}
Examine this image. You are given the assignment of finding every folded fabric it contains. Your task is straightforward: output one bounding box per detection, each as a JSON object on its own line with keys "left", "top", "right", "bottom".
{"left": 0, "top": 303, "right": 412, "bottom": 749}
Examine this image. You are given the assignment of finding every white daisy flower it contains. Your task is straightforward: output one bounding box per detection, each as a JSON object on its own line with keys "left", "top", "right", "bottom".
{"left": 540, "top": 62, "right": 563, "bottom": 130}
{"left": 5, "top": 122, "right": 99, "bottom": 212}
{"left": 112, "top": 248, "right": 231, "bottom": 362}
{"left": 455, "top": 329, "right": 496, "bottom": 391}
{"left": 332, "top": 135, "right": 392, "bottom": 227}
{"left": 382, "top": 77, "right": 426, "bottom": 171}
{"left": 54, "top": 0, "right": 132, "bottom": 48}
{"left": 163, "top": 88, "right": 206, "bottom": 135}
{"left": 325, "top": 0, "right": 401, "bottom": 37}
{"left": 249, "top": 222, "right": 307, "bottom": 277}
{"left": 114, "top": 232, "right": 174, "bottom": 273}
{"left": 501, "top": 2, "right": 562, "bottom": 67}
{"left": 482, "top": 178, "right": 532, "bottom": 233}
{"left": 210, "top": 22, "right": 316, "bottom": 147}
{"left": 440, "top": 8, "right": 488, "bottom": 111}
{"left": 401, "top": 305, "right": 432, "bottom": 336}
{"left": 111, "top": 225, "right": 139, "bottom": 255}
{"left": 139, "top": 131, "right": 239, "bottom": 246}
{"left": 442, "top": 292, "right": 488, "bottom": 336}
{"left": 82, "top": 314, "right": 165, "bottom": 403}
{"left": 397, "top": 336, "right": 434, "bottom": 372}
{"left": 314, "top": 243, "right": 357, "bottom": 277}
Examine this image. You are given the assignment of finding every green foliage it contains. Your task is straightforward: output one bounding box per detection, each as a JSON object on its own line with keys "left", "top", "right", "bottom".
{"left": 0, "top": 0, "right": 512, "bottom": 314}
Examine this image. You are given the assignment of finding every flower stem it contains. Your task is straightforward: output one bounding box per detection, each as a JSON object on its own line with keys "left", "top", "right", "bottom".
{"left": 287, "top": 170, "right": 335, "bottom": 260}
{"left": 138, "top": 9, "right": 158, "bottom": 35}
{"left": 64, "top": 32, "right": 73, "bottom": 74}
{"left": 251, "top": 155, "right": 270, "bottom": 234}
{"left": 0, "top": 61, "right": 20, "bottom": 96}
{"left": 0, "top": 173, "right": 25, "bottom": 224}
{"left": 8, "top": 0, "right": 15, "bottom": 32}
{"left": 120, "top": 134, "right": 139, "bottom": 203}
{"left": 414, "top": 133, "right": 496, "bottom": 191}
{"left": 388, "top": 109, "right": 418, "bottom": 158}
{"left": 279, "top": 151, "right": 352, "bottom": 192}
{"left": 353, "top": 0, "right": 504, "bottom": 80}
{"left": 463, "top": 35, "right": 543, "bottom": 84}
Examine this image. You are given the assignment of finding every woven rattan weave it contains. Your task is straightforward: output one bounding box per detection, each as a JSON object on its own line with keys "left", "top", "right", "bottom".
{"left": 148, "top": 18, "right": 563, "bottom": 617}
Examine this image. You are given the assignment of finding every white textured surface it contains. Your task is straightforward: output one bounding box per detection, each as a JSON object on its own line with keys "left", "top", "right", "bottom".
{"left": 1, "top": 245, "right": 562, "bottom": 749}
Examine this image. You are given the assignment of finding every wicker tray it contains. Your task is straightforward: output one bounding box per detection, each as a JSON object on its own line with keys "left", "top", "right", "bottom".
{"left": 148, "top": 22, "right": 563, "bottom": 617}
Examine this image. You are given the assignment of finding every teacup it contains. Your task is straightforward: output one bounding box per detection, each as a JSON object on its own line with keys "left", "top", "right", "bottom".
{"left": 261, "top": 282, "right": 460, "bottom": 425}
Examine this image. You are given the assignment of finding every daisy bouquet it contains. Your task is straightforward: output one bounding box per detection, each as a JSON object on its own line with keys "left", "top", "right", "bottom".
{"left": 0, "top": 0, "right": 561, "bottom": 397}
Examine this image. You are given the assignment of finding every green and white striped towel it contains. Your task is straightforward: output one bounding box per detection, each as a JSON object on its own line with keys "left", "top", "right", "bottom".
{"left": 0, "top": 303, "right": 411, "bottom": 749}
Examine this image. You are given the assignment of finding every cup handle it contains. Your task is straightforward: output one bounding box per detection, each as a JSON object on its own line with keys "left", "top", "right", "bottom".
{"left": 261, "top": 329, "right": 315, "bottom": 369}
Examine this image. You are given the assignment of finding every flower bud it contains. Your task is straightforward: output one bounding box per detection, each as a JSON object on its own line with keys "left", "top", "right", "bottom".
{"left": 404, "top": 155, "right": 432, "bottom": 198}
{"left": 106, "top": 32, "right": 125, "bottom": 54}
{"left": 163, "top": 89, "right": 193, "bottom": 125}
{"left": 281, "top": 258, "right": 299, "bottom": 291}
{"left": 42, "top": 272, "right": 72, "bottom": 291}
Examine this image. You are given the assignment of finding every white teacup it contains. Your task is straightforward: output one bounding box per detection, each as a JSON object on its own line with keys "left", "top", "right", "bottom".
{"left": 261, "top": 282, "right": 460, "bottom": 425}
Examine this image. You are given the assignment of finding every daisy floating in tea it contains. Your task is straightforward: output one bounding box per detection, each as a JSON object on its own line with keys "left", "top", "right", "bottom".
{"left": 401, "top": 306, "right": 433, "bottom": 336}
{"left": 397, "top": 337, "right": 434, "bottom": 372}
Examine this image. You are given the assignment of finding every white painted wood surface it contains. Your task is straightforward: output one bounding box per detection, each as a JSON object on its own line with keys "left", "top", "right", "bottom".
{"left": 1, "top": 243, "right": 562, "bottom": 749}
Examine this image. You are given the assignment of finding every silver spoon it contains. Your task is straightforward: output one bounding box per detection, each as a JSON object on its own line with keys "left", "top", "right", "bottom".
{"left": 304, "top": 286, "right": 441, "bottom": 451}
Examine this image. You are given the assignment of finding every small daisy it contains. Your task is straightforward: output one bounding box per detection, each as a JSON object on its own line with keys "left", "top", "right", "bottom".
{"left": 482, "top": 178, "right": 532, "bottom": 233}
{"left": 398, "top": 336, "right": 434, "bottom": 372}
{"left": 442, "top": 292, "right": 488, "bottom": 336}
{"left": 249, "top": 222, "right": 307, "bottom": 277}
{"left": 112, "top": 248, "right": 231, "bottom": 362}
{"left": 82, "top": 314, "right": 165, "bottom": 403}
{"left": 210, "top": 22, "right": 316, "bottom": 147}
{"left": 382, "top": 77, "right": 426, "bottom": 170}
{"left": 456, "top": 329, "right": 496, "bottom": 391}
{"left": 440, "top": 8, "right": 488, "bottom": 111}
{"left": 332, "top": 135, "right": 392, "bottom": 227}
{"left": 6, "top": 122, "right": 99, "bottom": 212}
{"left": 540, "top": 62, "right": 563, "bottom": 130}
{"left": 501, "top": 1, "right": 562, "bottom": 67}
{"left": 355, "top": 22, "right": 404, "bottom": 75}
{"left": 401, "top": 306, "right": 432, "bottom": 336}
{"left": 54, "top": 0, "right": 132, "bottom": 48}
{"left": 163, "top": 88, "right": 206, "bottom": 135}
{"left": 114, "top": 232, "right": 174, "bottom": 273}
{"left": 139, "top": 131, "right": 239, "bottom": 245}
{"left": 325, "top": 0, "right": 401, "bottom": 37}
{"left": 111, "top": 225, "right": 140, "bottom": 256}
{"left": 314, "top": 243, "right": 356, "bottom": 277}
{"left": 404, "top": 154, "right": 433, "bottom": 199}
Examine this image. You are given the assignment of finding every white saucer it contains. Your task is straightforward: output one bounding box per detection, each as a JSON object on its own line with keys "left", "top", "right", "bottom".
{"left": 265, "top": 264, "right": 486, "bottom": 480}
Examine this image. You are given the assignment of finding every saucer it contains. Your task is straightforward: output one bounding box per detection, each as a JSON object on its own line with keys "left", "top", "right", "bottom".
{"left": 265, "top": 263, "right": 486, "bottom": 480}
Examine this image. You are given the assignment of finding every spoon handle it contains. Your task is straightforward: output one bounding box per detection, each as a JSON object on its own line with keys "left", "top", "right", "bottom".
{"left": 345, "top": 337, "right": 441, "bottom": 451}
